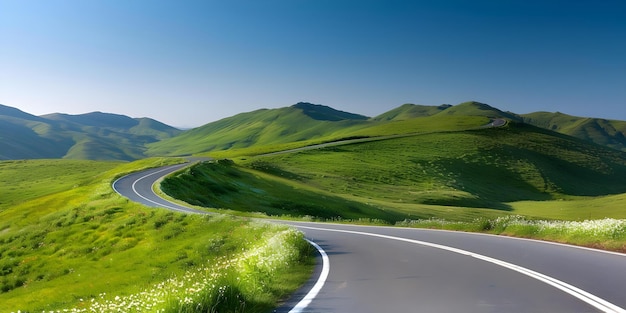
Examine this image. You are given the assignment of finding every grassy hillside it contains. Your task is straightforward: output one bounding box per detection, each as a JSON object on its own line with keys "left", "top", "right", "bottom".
{"left": 522, "top": 111, "right": 626, "bottom": 152}
{"left": 161, "top": 160, "right": 403, "bottom": 222}
{"left": 146, "top": 103, "right": 372, "bottom": 156}
{"left": 436, "top": 101, "right": 521, "bottom": 120}
{"left": 372, "top": 103, "right": 452, "bottom": 121}
{"left": 230, "top": 122, "right": 626, "bottom": 220}
{"left": 0, "top": 160, "right": 120, "bottom": 211}
{"left": 0, "top": 104, "right": 182, "bottom": 160}
{"left": 0, "top": 159, "right": 312, "bottom": 312}
{"left": 152, "top": 100, "right": 626, "bottom": 223}
{"left": 251, "top": 124, "right": 626, "bottom": 202}
{"left": 147, "top": 101, "right": 507, "bottom": 158}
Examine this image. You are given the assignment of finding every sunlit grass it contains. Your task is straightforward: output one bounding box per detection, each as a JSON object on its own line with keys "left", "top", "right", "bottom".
{"left": 160, "top": 160, "right": 403, "bottom": 222}
{"left": 0, "top": 159, "right": 120, "bottom": 211}
{"left": 398, "top": 215, "right": 626, "bottom": 252}
{"left": 508, "top": 193, "right": 626, "bottom": 220}
{"left": 53, "top": 226, "right": 312, "bottom": 313}
{"left": 0, "top": 158, "right": 313, "bottom": 312}
{"left": 241, "top": 123, "right": 626, "bottom": 213}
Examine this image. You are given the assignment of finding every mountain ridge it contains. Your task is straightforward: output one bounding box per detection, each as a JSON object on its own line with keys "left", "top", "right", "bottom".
{"left": 292, "top": 102, "right": 369, "bottom": 121}
{"left": 0, "top": 104, "right": 182, "bottom": 160}
{"left": 3, "top": 101, "right": 626, "bottom": 160}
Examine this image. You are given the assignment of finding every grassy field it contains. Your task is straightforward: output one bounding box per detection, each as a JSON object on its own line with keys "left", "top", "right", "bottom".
{"left": 160, "top": 122, "right": 626, "bottom": 223}
{"left": 160, "top": 120, "right": 626, "bottom": 251}
{"left": 161, "top": 159, "right": 403, "bottom": 223}
{"left": 4, "top": 108, "right": 626, "bottom": 310}
{"left": 0, "top": 160, "right": 121, "bottom": 211}
{"left": 0, "top": 159, "right": 313, "bottom": 312}
{"left": 147, "top": 102, "right": 495, "bottom": 159}
{"left": 238, "top": 123, "right": 626, "bottom": 215}
{"left": 399, "top": 215, "right": 626, "bottom": 252}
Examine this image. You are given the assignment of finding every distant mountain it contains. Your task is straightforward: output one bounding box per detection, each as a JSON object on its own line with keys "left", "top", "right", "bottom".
{"left": 521, "top": 112, "right": 626, "bottom": 152}
{"left": 0, "top": 104, "right": 182, "bottom": 160}
{"left": 371, "top": 102, "right": 626, "bottom": 152}
{"left": 292, "top": 102, "right": 368, "bottom": 121}
{"left": 372, "top": 101, "right": 521, "bottom": 122}
{"left": 4, "top": 101, "right": 626, "bottom": 160}
{"left": 147, "top": 101, "right": 626, "bottom": 157}
{"left": 146, "top": 102, "right": 371, "bottom": 156}
{"left": 372, "top": 103, "right": 452, "bottom": 121}
{"left": 436, "top": 101, "right": 521, "bottom": 120}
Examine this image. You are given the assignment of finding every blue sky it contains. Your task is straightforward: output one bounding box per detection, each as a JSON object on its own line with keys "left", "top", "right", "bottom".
{"left": 1, "top": 0, "right": 625, "bottom": 127}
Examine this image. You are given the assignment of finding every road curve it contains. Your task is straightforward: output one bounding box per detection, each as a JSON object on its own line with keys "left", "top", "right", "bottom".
{"left": 114, "top": 164, "right": 626, "bottom": 313}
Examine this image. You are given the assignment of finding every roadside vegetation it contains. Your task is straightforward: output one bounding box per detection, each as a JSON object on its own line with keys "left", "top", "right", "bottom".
{"left": 240, "top": 123, "right": 626, "bottom": 214}
{"left": 162, "top": 122, "right": 626, "bottom": 251}
{"left": 0, "top": 159, "right": 313, "bottom": 312}
{"left": 160, "top": 159, "right": 403, "bottom": 222}
{"left": 399, "top": 216, "right": 626, "bottom": 252}
{"left": 0, "top": 159, "right": 121, "bottom": 211}
{"left": 4, "top": 101, "right": 626, "bottom": 311}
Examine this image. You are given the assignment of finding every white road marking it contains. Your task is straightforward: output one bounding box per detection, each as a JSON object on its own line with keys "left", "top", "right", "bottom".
{"left": 288, "top": 239, "right": 330, "bottom": 313}
{"left": 113, "top": 165, "right": 201, "bottom": 214}
{"left": 113, "top": 167, "right": 625, "bottom": 312}
{"left": 296, "top": 225, "right": 626, "bottom": 313}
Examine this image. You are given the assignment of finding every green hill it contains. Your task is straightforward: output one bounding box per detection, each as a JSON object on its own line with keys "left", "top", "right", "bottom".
{"left": 436, "top": 101, "right": 521, "bottom": 120}
{"left": 255, "top": 122, "right": 625, "bottom": 201}
{"left": 292, "top": 102, "right": 368, "bottom": 121}
{"left": 521, "top": 111, "right": 626, "bottom": 152}
{"left": 372, "top": 103, "right": 452, "bottom": 121}
{"left": 146, "top": 101, "right": 515, "bottom": 157}
{"left": 0, "top": 104, "right": 182, "bottom": 160}
{"left": 146, "top": 102, "right": 372, "bottom": 156}
{"left": 186, "top": 121, "right": 625, "bottom": 221}
{"left": 5, "top": 101, "right": 626, "bottom": 161}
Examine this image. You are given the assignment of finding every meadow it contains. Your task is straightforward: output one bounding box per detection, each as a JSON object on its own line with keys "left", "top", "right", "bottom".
{"left": 398, "top": 216, "right": 626, "bottom": 252}
{"left": 0, "top": 160, "right": 120, "bottom": 211}
{"left": 162, "top": 122, "right": 626, "bottom": 251}
{"left": 0, "top": 159, "right": 313, "bottom": 312}
{"left": 240, "top": 123, "right": 626, "bottom": 213}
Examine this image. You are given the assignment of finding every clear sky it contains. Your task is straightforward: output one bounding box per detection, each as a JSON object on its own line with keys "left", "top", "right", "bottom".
{"left": 1, "top": 0, "right": 625, "bottom": 128}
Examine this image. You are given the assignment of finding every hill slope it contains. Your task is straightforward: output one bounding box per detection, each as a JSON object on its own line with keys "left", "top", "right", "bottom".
{"left": 5, "top": 101, "right": 626, "bottom": 160}
{"left": 147, "top": 101, "right": 513, "bottom": 157}
{"left": 240, "top": 122, "right": 626, "bottom": 217}
{"left": 146, "top": 102, "right": 372, "bottom": 156}
{"left": 0, "top": 104, "right": 182, "bottom": 160}
{"left": 521, "top": 111, "right": 626, "bottom": 152}
{"left": 372, "top": 103, "right": 452, "bottom": 121}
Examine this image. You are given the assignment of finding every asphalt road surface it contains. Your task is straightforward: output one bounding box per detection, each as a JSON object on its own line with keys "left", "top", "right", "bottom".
{"left": 114, "top": 164, "right": 626, "bottom": 313}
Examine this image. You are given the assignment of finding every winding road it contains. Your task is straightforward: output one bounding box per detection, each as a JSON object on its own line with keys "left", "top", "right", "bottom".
{"left": 113, "top": 163, "right": 626, "bottom": 313}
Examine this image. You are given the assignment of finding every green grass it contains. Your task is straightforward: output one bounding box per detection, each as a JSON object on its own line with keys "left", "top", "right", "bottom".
{"left": 0, "top": 160, "right": 121, "bottom": 211}
{"left": 161, "top": 160, "right": 403, "bottom": 222}
{"left": 0, "top": 158, "right": 313, "bottom": 312}
{"left": 156, "top": 117, "right": 626, "bottom": 251}
{"left": 398, "top": 215, "right": 626, "bottom": 252}
{"left": 161, "top": 121, "right": 626, "bottom": 227}
{"left": 508, "top": 193, "right": 626, "bottom": 220}
{"left": 146, "top": 106, "right": 372, "bottom": 157}
{"left": 240, "top": 123, "right": 626, "bottom": 215}
{"left": 522, "top": 111, "right": 626, "bottom": 152}
{"left": 1, "top": 107, "right": 182, "bottom": 160}
{"left": 145, "top": 102, "right": 495, "bottom": 158}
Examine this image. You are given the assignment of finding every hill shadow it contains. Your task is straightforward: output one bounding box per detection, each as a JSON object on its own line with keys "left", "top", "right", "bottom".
{"left": 292, "top": 102, "right": 369, "bottom": 121}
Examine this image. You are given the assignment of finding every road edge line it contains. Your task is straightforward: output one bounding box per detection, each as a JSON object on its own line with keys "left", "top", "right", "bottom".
{"left": 297, "top": 225, "right": 626, "bottom": 313}
{"left": 288, "top": 239, "right": 330, "bottom": 313}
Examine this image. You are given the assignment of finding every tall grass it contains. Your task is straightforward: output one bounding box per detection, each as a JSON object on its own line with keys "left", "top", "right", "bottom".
{"left": 0, "top": 158, "right": 313, "bottom": 312}
{"left": 243, "top": 123, "right": 626, "bottom": 214}
{"left": 160, "top": 160, "right": 404, "bottom": 222}
{"left": 0, "top": 159, "right": 121, "bottom": 211}
{"left": 398, "top": 216, "right": 626, "bottom": 252}
{"left": 53, "top": 224, "right": 312, "bottom": 313}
